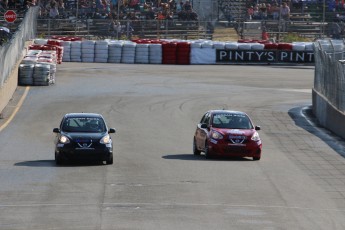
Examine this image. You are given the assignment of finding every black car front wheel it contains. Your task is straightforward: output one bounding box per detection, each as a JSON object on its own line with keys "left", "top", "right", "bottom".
{"left": 106, "top": 154, "right": 113, "bottom": 165}
{"left": 55, "top": 151, "right": 63, "bottom": 165}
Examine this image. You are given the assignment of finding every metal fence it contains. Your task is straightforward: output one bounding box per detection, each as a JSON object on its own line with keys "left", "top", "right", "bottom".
{"left": 36, "top": 18, "right": 213, "bottom": 40}
{"left": 0, "top": 6, "right": 38, "bottom": 87}
{"left": 314, "top": 39, "right": 345, "bottom": 112}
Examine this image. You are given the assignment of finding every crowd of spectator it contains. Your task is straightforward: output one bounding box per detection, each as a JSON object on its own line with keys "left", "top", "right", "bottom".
{"left": 26, "top": 0, "right": 199, "bottom": 22}
{"left": 247, "top": 1, "right": 290, "bottom": 20}
{"left": 0, "top": 0, "right": 37, "bottom": 13}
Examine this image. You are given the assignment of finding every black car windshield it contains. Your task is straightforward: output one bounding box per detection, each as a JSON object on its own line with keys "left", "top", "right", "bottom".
{"left": 62, "top": 117, "right": 106, "bottom": 133}
{"left": 212, "top": 113, "right": 253, "bottom": 129}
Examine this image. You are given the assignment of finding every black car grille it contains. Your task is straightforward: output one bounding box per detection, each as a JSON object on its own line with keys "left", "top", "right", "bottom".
{"left": 73, "top": 139, "right": 94, "bottom": 148}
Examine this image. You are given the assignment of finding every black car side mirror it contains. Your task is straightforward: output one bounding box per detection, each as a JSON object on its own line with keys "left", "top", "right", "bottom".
{"left": 53, "top": 128, "right": 60, "bottom": 133}
{"left": 255, "top": 126, "right": 261, "bottom": 131}
{"left": 108, "top": 128, "right": 116, "bottom": 134}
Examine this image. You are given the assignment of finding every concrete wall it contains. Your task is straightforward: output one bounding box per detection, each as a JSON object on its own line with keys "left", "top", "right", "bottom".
{"left": 0, "top": 42, "right": 31, "bottom": 116}
{"left": 0, "top": 61, "right": 20, "bottom": 116}
{"left": 312, "top": 89, "right": 345, "bottom": 140}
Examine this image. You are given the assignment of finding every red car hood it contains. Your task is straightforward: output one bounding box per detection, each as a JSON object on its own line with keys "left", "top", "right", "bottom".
{"left": 211, "top": 128, "right": 255, "bottom": 137}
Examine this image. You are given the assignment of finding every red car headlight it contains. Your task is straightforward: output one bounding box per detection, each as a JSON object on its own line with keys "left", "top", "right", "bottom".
{"left": 211, "top": 131, "right": 223, "bottom": 140}
{"left": 251, "top": 131, "right": 260, "bottom": 142}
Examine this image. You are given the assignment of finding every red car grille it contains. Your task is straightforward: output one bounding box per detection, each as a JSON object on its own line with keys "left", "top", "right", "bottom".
{"left": 224, "top": 145, "right": 249, "bottom": 154}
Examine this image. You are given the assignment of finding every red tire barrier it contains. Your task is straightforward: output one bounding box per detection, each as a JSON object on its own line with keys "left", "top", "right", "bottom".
{"left": 177, "top": 42, "right": 190, "bottom": 65}
{"left": 264, "top": 43, "right": 279, "bottom": 50}
{"left": 162, "top": 42, "right": 177, "bottom": 64}
{"left": 277, "top": 43, "right": 293, "bottom": 50}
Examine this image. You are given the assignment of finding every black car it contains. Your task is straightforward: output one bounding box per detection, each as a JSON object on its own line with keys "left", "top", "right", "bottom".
{"left": 53, "top": 113, "right": 116, "bottom": 165}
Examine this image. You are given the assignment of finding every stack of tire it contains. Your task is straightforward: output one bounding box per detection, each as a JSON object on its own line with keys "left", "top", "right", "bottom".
{"left": 95, "top": 40, "right": 109, "bottom": 63}
{"left": 71, "top": 41, "right": 82, "bottom": 62}
{"left": 19, "top": 50, "right": 40, "bottom": 86}
{"left": 33, "top": 63, "right": 51, "bottom": 86}
{"left": 81, "top": 40, "right": 95, "bottom": 63}
{"left": 61, "top": 40, "right": 71, "bottom": 62}
{"left": 122, "top": 42, "right": 136, "bottom": 64}
{"left": 135, "top": 43, "right": 149, "bottom": 64}
{"left": 277, "top": 43, "right": 293, "bottom": 50}
{"left": 108, "top": 41, "right": 123, "bottom": 63}
{"left": 47, "top": 40, "right": 63, "bottom": 64}
{"left": 162, "top": 42, "right": 177, "bottom": 64}
{"left": 149, "top": 43, "right": 162, "bottom": 64}
{"left": 38, "top": 51, "right": 57, "bottom": 84}
{"left": 176, "top": 42, "right": 190, "bottom": 65}
{"left": 18, "top": 63, "right": 35, "bottom": 85}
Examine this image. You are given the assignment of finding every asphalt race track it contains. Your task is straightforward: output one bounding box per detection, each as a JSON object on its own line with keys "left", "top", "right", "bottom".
{"left": 1, "top": 63, "right": 345, "bottom": 229}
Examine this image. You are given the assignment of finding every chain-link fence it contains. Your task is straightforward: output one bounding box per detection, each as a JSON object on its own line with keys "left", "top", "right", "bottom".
{"left": 0, "top": 6, "right": 38, "bottom": 87}
{"left": 314, "top": 40, "right": 345, "bottom": 112}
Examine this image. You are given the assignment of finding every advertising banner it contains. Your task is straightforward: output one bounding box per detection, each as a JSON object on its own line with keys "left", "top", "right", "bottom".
{"left": 216, "top": 49, "right": 314, "bottom": 63}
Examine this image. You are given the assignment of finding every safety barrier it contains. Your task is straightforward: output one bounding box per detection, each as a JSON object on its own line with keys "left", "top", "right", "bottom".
{"left": 313, "top": 39, "right": 345, "bottom": 139}
{"left": 25, "top": 37, "right": 315, "bottom": 67}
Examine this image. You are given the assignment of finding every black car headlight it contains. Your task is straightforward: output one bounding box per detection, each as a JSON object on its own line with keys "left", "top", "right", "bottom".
{"left": 100, "top": 134, "right": 111, "bottom": 144}
{"left": 59, "top": 135, "right": 70, "bottom": 144}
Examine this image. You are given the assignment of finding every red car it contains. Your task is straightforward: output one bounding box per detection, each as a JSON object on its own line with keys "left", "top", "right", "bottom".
{"left": 193, "top": 110, "right": 262, "bottom": 160}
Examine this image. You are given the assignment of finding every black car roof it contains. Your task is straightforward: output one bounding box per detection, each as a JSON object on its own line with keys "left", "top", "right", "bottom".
{"left": 64, "top": 113, "right": 103, "bottom": 118}
{"left": 209, "top": 110, "right": 247, "bottom": 115}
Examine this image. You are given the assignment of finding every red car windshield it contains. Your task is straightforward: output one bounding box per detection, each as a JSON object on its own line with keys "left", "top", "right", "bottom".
{"left": 212, "top": 113, "right": 253, "bottom": 129}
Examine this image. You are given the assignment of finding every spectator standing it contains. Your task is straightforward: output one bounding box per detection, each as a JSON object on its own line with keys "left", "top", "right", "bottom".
{"left": 252, "top": 5, "right": 260, "bottom": 20}
{"left": 182, "top": 0, "right": 191, "bottom": 11}
{"left": 57, "top": 0, "right": 65, "bottom": 17}
{"left": 247, "top": 6, "right": 254, "bottom": 20}
{"left": 259, "top": 3, "right": 267, "bottom": 19}
{"left": 145, "top": 6, "right": 155, "bottom": 19}
{"left": 49, "top": 0, "right": 59, "bottom": 18}
{"left": 280, "top": 2, "right": 290, "bottom": 20}
{"left": 270, "top": 2, "right": 279, "bottom": 20}
{"left": 331, "top": 20, "right": 343, "bottom": 39}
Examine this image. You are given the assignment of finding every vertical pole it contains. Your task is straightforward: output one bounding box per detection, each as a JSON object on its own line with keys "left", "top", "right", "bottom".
{"left": 277, "top": 0, "right": 282, "bottom": 42}
{"left": 322, "top": 0, "right": 325, "bottom": 38}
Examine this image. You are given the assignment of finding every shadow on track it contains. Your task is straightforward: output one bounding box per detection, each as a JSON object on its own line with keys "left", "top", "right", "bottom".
{"left": 14, "top": 160, "right": 106, "bottom": 167}
{"left": 288, "top": 105, "right": 345, "bottom": 157}
{"left": 162, "top": 154, "right": 252, "bottom": 161}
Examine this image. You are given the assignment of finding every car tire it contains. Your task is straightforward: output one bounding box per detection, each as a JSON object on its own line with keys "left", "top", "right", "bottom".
{"left": 253, "top": 156, "right": 261, "bottom": 161}
{"left": 204, "top": 142, "right": 212, "bottom": 159}
{"left": 55, "top": 152, "right": 63, "bottom": 165}
{"left": 106, "top": 154, "right": 113, "bottom": 165}
{"left": 193, "top": 138, "right": 201, "bottom": 155}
